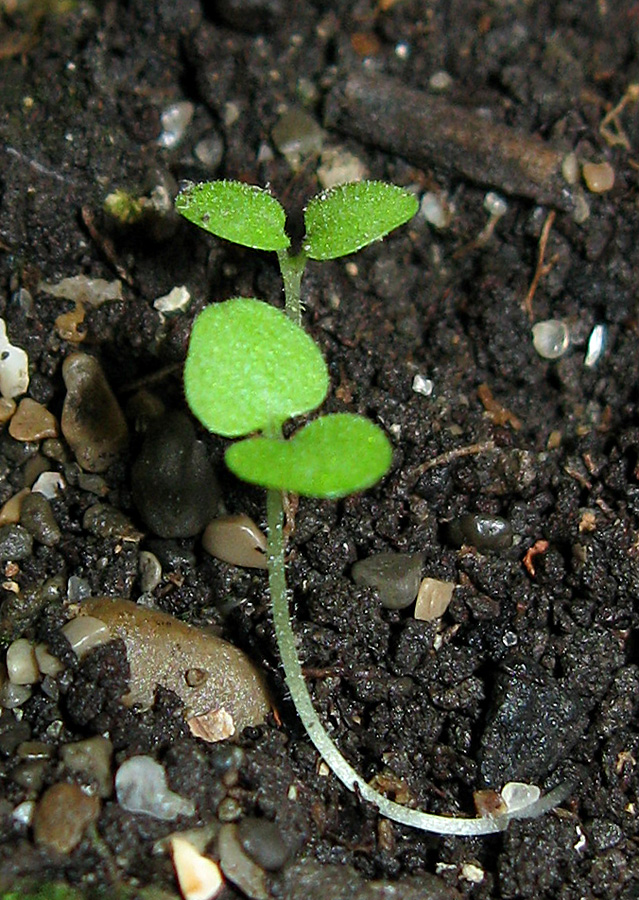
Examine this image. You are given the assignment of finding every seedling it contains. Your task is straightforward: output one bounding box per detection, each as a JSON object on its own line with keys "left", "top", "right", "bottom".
{"left": 177, "top": 180, "right": 571, "bottom": 836}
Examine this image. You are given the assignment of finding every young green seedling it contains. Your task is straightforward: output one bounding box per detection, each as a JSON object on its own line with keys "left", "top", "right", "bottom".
{"left": 177, "top": 180, "right": 572, "bottom": 836}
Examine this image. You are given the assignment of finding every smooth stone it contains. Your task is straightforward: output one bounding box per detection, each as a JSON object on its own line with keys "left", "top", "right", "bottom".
{"left": 132, "top": 412, "right": 221, "bottom": 538}
{"left": 202, "top": 514, "right": 268, "bottom": 569}
{"left": 61, "top": 353, "right": 128, "bottom": 472}
{"left": 237, "top": 817, "right": 289, "bottom": 871}
{"left": 33, "top": 782, "right": 100, "bottom": 853}
{"left": 8, "top": 398, "right": 58, "bottom": 441}
{"left": 20, "top": 492, "right": 61, "bottom": 546}
{"left": 78, "top": 598, "right": 271, "bottom": 730}
{"left": 414, "top": 578, "right": 455, "bottom": 622}
{"left": 447, "top": 514, "right": 513, "bottom": 552}
{"left": 352, "top": 552, "right": 423, "bottom": 609}
{"left": 218, "top": 823, "right": 268, "bottom": 900}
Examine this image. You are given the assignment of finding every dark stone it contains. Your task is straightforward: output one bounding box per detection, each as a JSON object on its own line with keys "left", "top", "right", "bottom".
{"left": 207, "top": 0, "right": 285, "bottom": 33}
{"left": 447, "top": 514, "right": 513, "bottom": 552}
{"left": 132, "top": 412, "right": 221, "bottom": 538}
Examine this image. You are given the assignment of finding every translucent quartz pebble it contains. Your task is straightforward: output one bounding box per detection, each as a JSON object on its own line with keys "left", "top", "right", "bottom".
{"left": 501, "top": 781, "right": 541, "bottom": 813}
{"left": 584, "top": 324, "right": 606, "bottom": 368}
{"left": 352, "top": 552, "right": 423, "bottom": 609}
{"left": 115, "top": 755, "right": 195, "bottom": 820}
{"left": 532, "top": 320, "right": 570, "bottom": 360}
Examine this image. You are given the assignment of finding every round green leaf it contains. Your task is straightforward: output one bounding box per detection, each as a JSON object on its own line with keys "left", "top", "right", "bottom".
{"left": 176, "top": 180, "right": 290, "bottom": 252}
{"left": 303, "top": 181, "right": 418, "bottom": 260}
{"left": 226, "top": 413, "right": 392, "bottom": 498}
{"left": 184, "top": 297, "right": 328, "bottom": 437}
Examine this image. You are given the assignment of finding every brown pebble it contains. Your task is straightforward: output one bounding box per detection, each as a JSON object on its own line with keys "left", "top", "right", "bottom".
{"left": 582, "top": 160, "right": 615, "bottom": 193}
{"left": 0, "top": 397, "right": 16, "bottom": 425}
{"left": 55, "top": 301, "right": 86, "bottom": 343}
{"left": 33, "top": 782, "right": 100, "bottom": 853}
{"left": 61, "top": 353, "right": 128, "bottom": 472}
{"left": 202, "top": 514, "right": 268, "bottom": 569}
{"left": 9, "top": 398, "right": 58, "bottom": 442}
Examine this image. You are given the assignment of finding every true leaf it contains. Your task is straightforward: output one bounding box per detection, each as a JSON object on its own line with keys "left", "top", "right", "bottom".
{"left": 225, "top": 413, "right": 392, "bottom": 498}
{"left": 184, "top": 297, "right": 328, "bottom": 437}
{"left": 303, "top": 181, "right": 418, "bottom": 261}
{"left": 176, "top": 180, "right": 290, "bottom": 252}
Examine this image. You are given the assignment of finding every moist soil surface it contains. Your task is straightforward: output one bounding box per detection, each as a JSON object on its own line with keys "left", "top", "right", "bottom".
{"left": 1, "top": 1, "right": 639, "bottom": 898}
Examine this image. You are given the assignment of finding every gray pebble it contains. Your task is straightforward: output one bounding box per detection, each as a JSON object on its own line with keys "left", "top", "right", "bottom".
{"left": 238, "top": 817, "right": 289, "bottom": 871}
{"left": 61, "top": 353, "right": 128, "bottom": 473}
{"left": 82, "top": 503, "right": 142, "bottom": 541}
{"left": 0, "top": 524, "right": 33, "bottom": 561}
{"left": 132, "top": 411, "right": 221, "bottom": 538}
{"left": 352, "top": 552, "right": 423, "bottom": 609}
{"left": 20, "top": 492, "right": 61, "bottom": 546}
{"left": 447, "top": 513, "right": 513, "bottom": 552}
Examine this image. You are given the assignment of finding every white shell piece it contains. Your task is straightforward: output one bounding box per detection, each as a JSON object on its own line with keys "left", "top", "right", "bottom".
{"left": 584, "top": 324, "right": 606, "bottom": 368}
{"left": 501, "top": 781, "right": 541, "bottom": 813}
{"left": 39, "top": 275, "right": 123, "bottom": 306}
{"left": 411, "top": 374, "right": 434, "bottom": 397}
{"left": 31, "top": 471, "right": 66, "bottom": 499}
{"left": 0, "top": 319, "right": 29, "bottom": 399}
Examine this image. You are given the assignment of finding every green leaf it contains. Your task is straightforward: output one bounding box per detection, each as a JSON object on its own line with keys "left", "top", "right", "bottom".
{"left": 226, "top": 413, "right": 392, "bottom": 498}
{"left": 303, "top": 181, "right": 418, "bottom": 260}
{"left": 184, "top": 297, "right": 328, "bottom": 437}
{"left": 175, "top": 180, "right": 290, "bottom": 252}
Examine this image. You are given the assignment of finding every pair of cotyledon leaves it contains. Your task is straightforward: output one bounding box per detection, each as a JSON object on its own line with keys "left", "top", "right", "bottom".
{"left": 179, "top": 180, "right": 418, "bottom": 498}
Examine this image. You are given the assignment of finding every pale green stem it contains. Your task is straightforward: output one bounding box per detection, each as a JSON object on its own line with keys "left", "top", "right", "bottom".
{"left": 265, "top": 487, "right": 572, "bottom": 835}
{"left": 277, "top": 250, "right": 307, "bottom": 326}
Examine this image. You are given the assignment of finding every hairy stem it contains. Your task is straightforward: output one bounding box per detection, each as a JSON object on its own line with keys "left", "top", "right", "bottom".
{"left": 265, "top": 487, "right": 572, "bottom": 836}
{"left": 277, "top": 250, "right": 307, "bottom": 326}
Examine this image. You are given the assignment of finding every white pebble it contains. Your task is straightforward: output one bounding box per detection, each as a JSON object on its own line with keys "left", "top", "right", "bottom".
{"left": 429, "top": 70, "right": 453, "bottom": 91}
{"left": 420, "top": 191, "right": 451, "bottom": 229}
{"left": 414, "top": 578, "right": 454, "bottom": 621}
{"left": 171, "top": 836, "right": 224, "bottom": 900}
{"left": 317, "top": 147, "right": 367, "bottom": 190}
{"left": 0, "top": 681, "right": 32, "bottom": 708}
{"left": 411, "top": 374, "right": 434, "bottom": 397}
{"left": 500, "top": 781, "right": 541, "bottom": 813}
{"left": 6, "top": 639, "right": 39, "bottom": 685}
{"left": 34, "top": 642, "right": 65, "bottom": 677}
{"left": 154, "top": 286, "right": 191, "bottom": 315}
{"left": 483, "top": 191, "right": 508, "bottom": 218}
{"left": 532, "top": 320, "right": 570, "bottom": 360}
{"left": 12, "top": 800, "right": 35, "bottom": 826}
{"left": 584, "top": 324, "right": 606, "bottom": 368}
{"left": 61, "top": 615, "right": 111, "bottom": 658}
{"left": 158, "top": 102, "right": 194, "bottom": 149}
{"left": 0, "top": 318, "right": 29, "bottom": 399}
{"left": 116, "top": 756, "right": 195, "bottom": 820}
{"left": 461, "top": 863, "right": 484, "bottom": 884}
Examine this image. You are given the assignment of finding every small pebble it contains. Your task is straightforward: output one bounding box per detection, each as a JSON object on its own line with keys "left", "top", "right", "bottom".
{"left": 0, "top": 397, "right": 16, "bottom": 424}
{"left": 132, "top": 412, "right": 221, "bottom": 538}
{"left": 582, "top": 160, "right": 615, "bottom": 193}
{"left": 411, "top": 374, "right": 434, "bottom": 397}
{"left": 82, "top": 502, "right": 142, "bottom": 541}
{"left": 61, "top": 353, "right": 128, "bottom": 472}
{"left": 317, "top": 147, "right": 367, "bottom": 189}
{"left": 55, "top": 301, "right": 86, "bottom": 343}
{"left": 139, "top": 550, "right": 163, "bottom": 593}
{"left": 352, "top": 552, "right": 423, "bottom": 609}
{"left": 154, "top": 285, "right": 191, "bottom": 315}
{"left": 31, "top": 471, "right": 66, "bottom": 499}
{"left": 0, "top": 524, "right": 33, "bottom": 561}
{"left": 12, "top": 760, "right": 47, "bottom": 793}
{"left": 61, "top": 735, "right": 113, "bottom": 798}
{"left": 40, "top": 275, "right": 123, "bottom": 306}
{"left": 532, "top": 320, "right": 570, "bottom": 360}
{"left": 447, "top": 514, "right": 513, "bottom": 552}
{"left": 0, "top": 318, "right": 29, "bottom": 399}
{"left": 0, "top": 489, "right": 29, "bottom": 526}
{"left": 414, "top": 578, "right": 454, "bottom": 621}
{"left": 171, "top": 835, "right": 224, "bottom": 900}
{"left": 584, "top": 324, "right": 606, "bottom": 368}
{"left": 202, "top": 514, "right": 268, "bottom": 569}
{"left": 0, "top": 716, "right": 30, "bottom": 753}
{"left": 420, "top": 191, "right": 451, "bottom": 229}
{"left": 217, "top": 797, "right": 243, "bottom": 822}
{"left": 6, "top": 639, "right": 39, "bottom": 685}
{"left": 0, "top": 682, "right": 32, "bottom": 709}
{"left": 272, "top": 108, "right": 323, "bottom": 168}
{"left": 500, "top": 781, "right": 541, "bottom": 813}
{"left": 116, "top": 755, "right": 195, "bottom": 820}
{"left": 34, "top": 643, "right": 65, "bottom": 677}
{"left": 61, "top": 615, "right": 111, "bottom": 659}
{"left": 158, "top": 101, "right": 195, "bottom": 149}
{"left": 218, "top": 823, "right": 268, "bottom": 900}
{"left": 16, "top": 740, "right": 53, "bottom": 761}
{"left": 33, "top": 782, "right": 100, "bottom": 853}
{"left": 188, "top": 708, "right": 235, "bottom": 743}
{"left": 20, "top": 492, "right": 61, "bottom": 546}
{"left": 12, "top": 799, "right": 35, "bottom": 826}
{"left": 237, "top": 817, "right": 289, "bottom": 871}
{"left": 8, "top": 398, "right": 58, "bottom": 441}
{"left": 194, "top": 133, "right": 224, "bottom": 171}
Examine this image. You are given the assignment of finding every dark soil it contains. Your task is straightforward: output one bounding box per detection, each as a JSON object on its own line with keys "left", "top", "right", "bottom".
{"left": 1, "top": 1, "right": 639, "bottom": 898}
